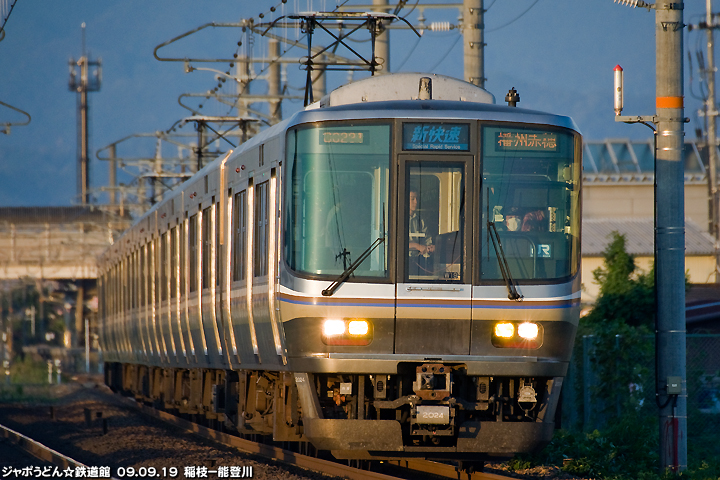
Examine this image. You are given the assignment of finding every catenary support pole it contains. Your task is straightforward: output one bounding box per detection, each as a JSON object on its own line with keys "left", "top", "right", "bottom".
{"left": 705, "top": 0, "right": 720, "bottom": 280}
{"left": 373, "top": 0, "right": 390, "bottom": 74}
{"left": 463, "top": 0, "right": 484, "bottom": 88}
{"left": 655, "top": 0, "right": 687, "bottom": 472}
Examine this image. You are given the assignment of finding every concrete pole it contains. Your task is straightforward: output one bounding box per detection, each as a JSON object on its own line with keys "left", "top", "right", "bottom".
{"left": 267, "top": 39, "right": 282, "bottom": 124}
{"left": 373, "top": 0, "right": 390, "bottom": 74}
{"left": 79, "top": 53, "right": 90, "bottom": 205}
{"left": 109, "top": 144, "right": 117, "bottom": 207}
{"left": 706, "top": 0, "right": 720, "bottom": 281}
{"left": 655, "top": 0, "right": 687, "bottom": 472}
{"left": 154, "top": 136, "right": 163, "bottom": 204}
{"left": 236, "top": 55, "right": 250, "bottom": 118}
{"left": 462, "top": 0, "right": 484, "bottom": 88}
{"left": 309, "top": 53, "right": 327, "bottom": 99}
{"left": 75, "top": 282, "right": 84, "bottom": 349}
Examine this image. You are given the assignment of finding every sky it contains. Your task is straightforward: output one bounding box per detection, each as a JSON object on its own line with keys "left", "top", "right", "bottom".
{"left": 0, "top": 0, "right": 711, "bottom": 208}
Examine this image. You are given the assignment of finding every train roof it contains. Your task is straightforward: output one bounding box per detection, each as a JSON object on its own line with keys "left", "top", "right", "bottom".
{"left": 105, "top": 73, "right": 580, "bottom": 256}
{"left": 290, "top": 72, "right": 580, "bottom": 133}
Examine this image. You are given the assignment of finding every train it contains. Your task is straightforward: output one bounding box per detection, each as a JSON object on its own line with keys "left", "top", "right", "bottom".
{"left": 99, "top": 72, "right": 582, "bottom": 465}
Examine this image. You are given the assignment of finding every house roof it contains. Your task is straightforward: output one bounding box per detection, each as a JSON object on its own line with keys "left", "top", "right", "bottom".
{"left": 582, "top": 218, "right": 715, "bottom": 256}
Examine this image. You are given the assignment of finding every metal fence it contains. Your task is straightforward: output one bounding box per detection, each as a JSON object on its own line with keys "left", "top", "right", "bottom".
{"left": 562, "top": 334, "right": 720, "bottom": 446}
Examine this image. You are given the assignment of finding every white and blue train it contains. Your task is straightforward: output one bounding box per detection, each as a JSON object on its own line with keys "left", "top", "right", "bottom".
{"left": 99, "top": 72, "right": 582, "bottom": 463}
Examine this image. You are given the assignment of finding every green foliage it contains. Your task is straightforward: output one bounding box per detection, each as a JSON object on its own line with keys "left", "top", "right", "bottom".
{"left": 9, "top": 355, "right": 52, "bottom": 384}
{"left": 586, "top": 232, "right": 656, "bottom": 329}
{"left": 512, "top": 232, "right": 720, "bottom": 479}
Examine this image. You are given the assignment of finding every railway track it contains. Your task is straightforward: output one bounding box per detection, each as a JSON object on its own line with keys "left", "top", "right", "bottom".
{"left": 0, "top": 383, "right": 518, "bottom": 480}
{"left": 0, "top": 422, "right": 103, "bottom": 476}
{"left": 126, "top": 395, "right": 514, "bottom": 480}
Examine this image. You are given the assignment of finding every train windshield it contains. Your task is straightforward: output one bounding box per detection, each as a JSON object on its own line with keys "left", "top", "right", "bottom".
{"left": 480, "top": 126, "right": 580, "bottom": 282}
{"left": 285, "top": 123, "right": 391, "bottom": 278}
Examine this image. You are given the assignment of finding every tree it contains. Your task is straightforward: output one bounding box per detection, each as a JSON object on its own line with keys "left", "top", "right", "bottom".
{"left": 585, "top": 232, "right": 655, "bottom": 329}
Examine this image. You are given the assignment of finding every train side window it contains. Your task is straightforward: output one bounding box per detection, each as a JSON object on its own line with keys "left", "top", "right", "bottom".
{"left": 171, "top": 226, "right": 178, "bottom": 299}
{"left": 122, "top": 258, "right": 128, "bottom": 314}
{"left": 216, "top": 202, "right": 221, "bottom": 286}
{"left": 254, "top": 181, "right": 269, "bottom": 277}
{"left": 189, "top": 214, "right": 198, "bottom": 292}
{"left": 160, "top": 232, "right": 168, "bottom": 302}
{"left": 139, "top": 244, "right": 146, "bottom": 307}
{"left": 180, "top": 219, "right": 186, "bottom": 295}
{"left": 153, "top": 237, "right": 160, "bottom": 308}
{"left": 232, "top": 190, "right": 247, "bottom": 281}
{"left": 132, "top": 251, "right": 138, "bottom": 309}
{"left": 202, "top": 205, "right": 212, "bottom": 289}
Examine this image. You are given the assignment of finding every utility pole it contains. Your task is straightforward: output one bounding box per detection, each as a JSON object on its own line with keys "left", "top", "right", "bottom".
{"left": 68, "top": 23, "right": 101, "bottom": 205}
{"left": 463, "top": 0, "right": 484, "bottom": 88}
{"left": 373, "top": 0, "right": 390, "bottom": 74}
{"left": 655, "top": 0, "right": 687, "bottom": 472}
{"left": 267, "top": 39, "right": 282, "bottom": 124}
{"left": 614, "top": 0, "right": 687, "bottom": 473}
{"left": 690, "top": 1, "right": 720, "bottom": 280}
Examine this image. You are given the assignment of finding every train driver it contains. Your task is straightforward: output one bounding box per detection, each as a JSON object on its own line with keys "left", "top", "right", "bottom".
{"left": 503, "top": 207, "right": 546, "bottom": 232}
{"left": 408, "top": 189, "right": 435, "bottom": 257}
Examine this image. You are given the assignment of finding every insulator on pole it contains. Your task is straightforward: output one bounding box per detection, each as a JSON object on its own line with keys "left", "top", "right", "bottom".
{"left": 429, "top": 21, "right": 451, "bottom": 31}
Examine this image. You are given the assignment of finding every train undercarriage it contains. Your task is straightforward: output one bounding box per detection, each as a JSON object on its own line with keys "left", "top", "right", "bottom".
{"left": 105, "top": 361, "right": 559, "bottom": 461}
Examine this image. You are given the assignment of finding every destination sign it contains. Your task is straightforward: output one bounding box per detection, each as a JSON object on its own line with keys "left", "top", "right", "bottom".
{"left": 495, "top": 130, "right": 558, "bottom": 152}
{"left": 320, "top": 130, "right": 366, "bottom": 144}
{"left": 403, "top": 123, "right": 469, "bottom": 151}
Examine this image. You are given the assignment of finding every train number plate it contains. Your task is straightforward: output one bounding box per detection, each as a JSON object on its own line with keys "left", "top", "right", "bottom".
{"left": 416, "top": 405, "right": 451, "bottom": 425}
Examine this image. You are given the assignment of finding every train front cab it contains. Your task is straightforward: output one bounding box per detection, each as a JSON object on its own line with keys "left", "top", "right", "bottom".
{"left": 281, "top": 113, "right": 582, "bottom": 460}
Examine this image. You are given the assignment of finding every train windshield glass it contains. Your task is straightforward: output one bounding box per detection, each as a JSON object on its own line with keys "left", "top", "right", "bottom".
{"left": 480, "top": 126, "right": 580, "bottom": 282}
{"left": 285, "top": 123, "right": 391, "bottom": 278}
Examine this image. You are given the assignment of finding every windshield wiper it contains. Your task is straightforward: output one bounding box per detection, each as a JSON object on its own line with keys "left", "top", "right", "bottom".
{"left": 487, "top": 221, "right": 523, "bottom": 301}
{"left": 322, "top": 237, "right": 385, "bottom": 297}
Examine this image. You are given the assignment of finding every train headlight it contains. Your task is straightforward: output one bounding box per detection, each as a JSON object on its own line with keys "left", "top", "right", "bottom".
{"left": 494, "top": 322, "right": 514, "bottom": 338}
{"left": 518, "top": 322, "right": 539, "bottom": 340}
{"left": 492, "top": 321, "right": 543, "bottom": 349}
{"left": 323, "top": 319, "right": 346, "bottom": 337}
{"left": 322, "top": 319, "right": 373, "bottom": 346}
{"left": 348, "top": 320, "right": 369, "bottom": 336}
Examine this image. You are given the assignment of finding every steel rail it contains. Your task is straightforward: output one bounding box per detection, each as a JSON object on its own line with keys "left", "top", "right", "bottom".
{"left": 387, "top": 459, "right": 514, "bottom": 480}
{"left": 0, "top": 421, "right": 121, "bottom": 480}
{"left": 122, "top": 398, "right": 402, "bottom": 480}
{"left": 117, "top": 395, "right": 516, "bottom": 480}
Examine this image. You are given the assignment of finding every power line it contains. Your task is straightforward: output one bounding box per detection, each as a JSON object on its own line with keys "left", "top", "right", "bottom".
{"left": 486, "top": 0, "right": 539, "bottom": 32}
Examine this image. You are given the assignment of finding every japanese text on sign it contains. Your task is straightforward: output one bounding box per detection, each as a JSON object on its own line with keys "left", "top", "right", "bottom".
{"left": 495, "top": 131, "right": 558, "bottom": 152}
{"left": 403, "top": 123, "right": 469, "bottom": 151}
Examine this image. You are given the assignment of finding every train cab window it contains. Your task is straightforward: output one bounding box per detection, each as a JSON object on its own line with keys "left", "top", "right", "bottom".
{"left": 405, "top": 162, "right": 466, "bottom": 283}
{"left": 480, "top": 126, "right": 580, "bottom": 282}
{"left": 189, "top": 214, "right": 198, "bottom": 292}
{"left": 232, "top": 190, "right": 247, "bottom": 281}
{"left": 285, "top": 123, "right": 391, "bottom": 278}
{"left": 255, "top": 181, "right": 269, "bottom": 277}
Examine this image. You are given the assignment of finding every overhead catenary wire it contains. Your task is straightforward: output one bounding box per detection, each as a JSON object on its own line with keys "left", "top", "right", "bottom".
{"left": 486, "top": 0, "right": 540, "bottom": 32}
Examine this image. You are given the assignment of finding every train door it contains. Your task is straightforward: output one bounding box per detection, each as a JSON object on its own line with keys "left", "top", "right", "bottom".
{"left": 395, "top": 155, "right": 473, "bottom": 355}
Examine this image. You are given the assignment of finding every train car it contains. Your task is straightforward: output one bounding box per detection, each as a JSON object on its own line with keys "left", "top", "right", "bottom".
{"left": 99, "top": 72, "right": 582, "bottom": 464}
